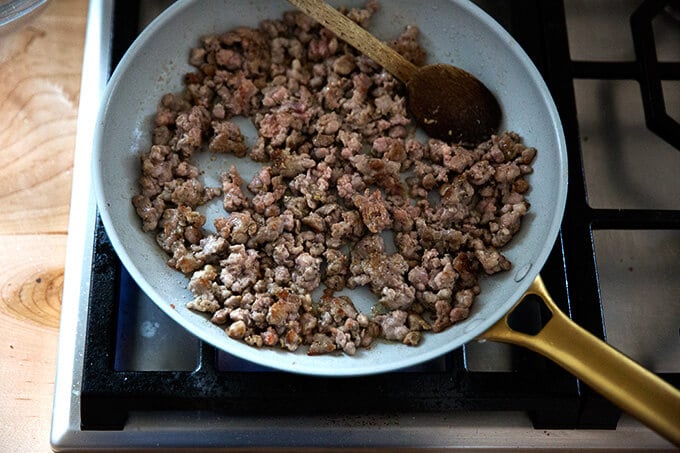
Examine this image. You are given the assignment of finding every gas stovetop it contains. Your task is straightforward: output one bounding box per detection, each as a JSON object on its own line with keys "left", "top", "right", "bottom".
{"left": 51, "top": 0, "right": 679, "bottom": 450}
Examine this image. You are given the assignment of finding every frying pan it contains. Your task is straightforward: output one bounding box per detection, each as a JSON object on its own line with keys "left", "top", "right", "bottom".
{"left": 92, "top": 0, "right": 680, "bottom": 444}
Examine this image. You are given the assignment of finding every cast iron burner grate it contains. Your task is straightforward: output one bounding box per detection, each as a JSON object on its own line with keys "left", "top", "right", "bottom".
{"left": 80, "top": 0, "right": 679, "bottom": 431}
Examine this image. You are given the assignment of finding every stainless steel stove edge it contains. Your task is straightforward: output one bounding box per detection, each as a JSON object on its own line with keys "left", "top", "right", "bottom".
{"left": 50, "top": 0, "right": 113, "bottom": 450}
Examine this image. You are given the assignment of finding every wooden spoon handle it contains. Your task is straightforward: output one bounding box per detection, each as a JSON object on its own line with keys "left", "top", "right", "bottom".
{"left": 287, "top": 0, "right": 418, "bottom": 82}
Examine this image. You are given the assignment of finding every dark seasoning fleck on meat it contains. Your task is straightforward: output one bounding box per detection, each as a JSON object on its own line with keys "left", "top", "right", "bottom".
{"left": 131, "top": 1, "right": 536, "bottom": 356}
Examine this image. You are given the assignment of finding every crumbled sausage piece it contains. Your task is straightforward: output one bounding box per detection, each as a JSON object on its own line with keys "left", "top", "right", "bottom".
{"left": 352, "top": 189, "right": 392, "bottom": 233}
{"left": 209, "top": 121, "right": 247, "bottom": 156}
{"left": 308, "top": 333, "right": 337, "bottom": 355}
{"left": 220, "top": 245, "right": 260, "bottom": 293}
{"left": 221, "top": 165, "right": 250, "bottom": 211}
{"left": 211, "top": 308, "right": 231, "bottom": 325}
{"left": 214, "top": 211, "right": 257, "bottom": 244}
{"left": 408, "top": 313, "right": 431, "bottom": 331}
{"left": 323, "top": 248, "right": 349, "bottom": 291}
{"left": 132, "top": 195, "right": 164, "bottom": 232}
{"left": 375, "top": 310, "right": 409, "bottom": 341}
{"left": 227, "top": 320, "right": 247, "bottom": 339}
{"left": 474, "top": 248, "right": 511, "bottom": 274}
{"left": 291, "top": 253, "right": 322, "bottom": 293}
{"left": 187, "top": 295, "right": 220, "bottom": 314}
{"left": 402, "top": 330, "right": 422, "bottom": 346}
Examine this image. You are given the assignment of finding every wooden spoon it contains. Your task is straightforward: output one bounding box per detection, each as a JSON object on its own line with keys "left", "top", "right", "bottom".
{"left": 287, "top": 0, "right": 502, "bottom": 144}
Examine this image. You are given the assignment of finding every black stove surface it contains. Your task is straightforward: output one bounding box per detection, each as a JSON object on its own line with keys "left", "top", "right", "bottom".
{"left": 80, "top": 0, "right": 679, "bottom": 432}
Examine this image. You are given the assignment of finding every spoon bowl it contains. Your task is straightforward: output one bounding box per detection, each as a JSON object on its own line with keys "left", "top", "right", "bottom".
{"left": 407, "top": 63, "right": 501, "bottom": 144}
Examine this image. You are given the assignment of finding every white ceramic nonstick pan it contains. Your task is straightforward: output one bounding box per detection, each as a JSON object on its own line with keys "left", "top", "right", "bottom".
{"left": 92, "top": 0, "right": 679, "bottom": 444}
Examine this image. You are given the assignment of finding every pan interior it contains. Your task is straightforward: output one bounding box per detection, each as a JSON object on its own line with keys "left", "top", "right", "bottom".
{"left": 93, "top": 0, "right": 567, "bottom": 376}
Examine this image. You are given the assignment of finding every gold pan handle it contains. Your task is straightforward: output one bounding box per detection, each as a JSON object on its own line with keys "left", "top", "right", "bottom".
{"left": 479, "top": 275, "right": 680, "bottom": 446}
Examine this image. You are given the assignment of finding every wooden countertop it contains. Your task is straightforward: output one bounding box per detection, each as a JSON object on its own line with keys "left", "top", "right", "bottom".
{"left": 0, "top": 1, "right": 87, "bottom": 450}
